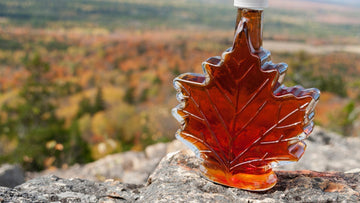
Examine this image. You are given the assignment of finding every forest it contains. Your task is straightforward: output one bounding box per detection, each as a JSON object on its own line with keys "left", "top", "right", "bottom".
{"left": 0, "top": 0, "right": 359, "bottom": 171}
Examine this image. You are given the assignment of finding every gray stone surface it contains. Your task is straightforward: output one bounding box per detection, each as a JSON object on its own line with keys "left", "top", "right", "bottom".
{"left": 0, "top": 164, "right": 25, "bottom": 188}
{"left": 0, "top": 175, "right": 141, "bottom": 202}
{"left": 27, "top": 126, "right": 360, "bottom": 186}
{"left": 2, "top": 126, "right": 358, "bottom": 202}
{"left": 1, "top": 150, "right": 360, "bottom": 202}
{"left": 139, "top": 150, "right": 360, "bottom": 202}
{"left": 279, "top": 127, "right": 360, "bottom": 172}
{"left": 27, "top": 141, "right": 182, "bottom": 185}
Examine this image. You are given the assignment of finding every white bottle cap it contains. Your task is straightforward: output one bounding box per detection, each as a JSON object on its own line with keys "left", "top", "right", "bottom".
{"left": 234, "top": 0, "right": 268, "bottom": 9}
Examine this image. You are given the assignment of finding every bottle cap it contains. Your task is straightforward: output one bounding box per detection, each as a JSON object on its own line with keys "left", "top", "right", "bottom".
{"left": 234, "top": 0, "right": 268, "bottom": 9}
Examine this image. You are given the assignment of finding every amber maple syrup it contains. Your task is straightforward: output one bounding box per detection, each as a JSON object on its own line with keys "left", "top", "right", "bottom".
{"left": 172, "top": 1, "right": 320, "bottom": 191}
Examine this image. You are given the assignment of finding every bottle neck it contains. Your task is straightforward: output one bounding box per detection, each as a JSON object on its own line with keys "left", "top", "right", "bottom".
{"left": 235, "top": 8, "right": 263, "bottom": 52}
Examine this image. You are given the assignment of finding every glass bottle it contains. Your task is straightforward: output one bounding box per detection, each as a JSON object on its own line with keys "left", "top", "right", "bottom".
{"left": 172, "top": 0, "right": 320, "bottom": 191}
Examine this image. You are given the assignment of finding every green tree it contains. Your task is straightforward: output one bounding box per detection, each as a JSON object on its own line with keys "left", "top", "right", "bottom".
{"left": 1, "top": 55, "right": 91, "bottom": 170}
{"left": 77, "top": 97, "right": 93, "bottom": 118}
{"left": 66, "top": 121, "right": 93, "bottom": 164}
{"left": 1, "top": 54, "right": 65, "bottom": 170}
{"left": 172, "top": 64, "right": 180, "bottom": 76}
{"left": 139, "top": 88, "right": 149, "bottom": 103}
{"left": 319, "top": 75, "right": 347, "bottom": 98}
{"left": 76, "top": 87, "right": 106, "bottom": 118}
{"left": 124, "top": 87, "right": 135, "bottom": 104}
{"left": 330, "top": 101, "right": 359, "bottom": 137}
{"left": 340, "top": 101, "right": 359, "bottom": 136}
{"left": 94, "top": 87, "right": 106, "bottom": 112}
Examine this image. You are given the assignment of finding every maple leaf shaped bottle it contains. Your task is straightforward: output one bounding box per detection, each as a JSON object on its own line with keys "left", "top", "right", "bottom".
{"left": 172, "top": 0, "right": 320, "bottom": 191}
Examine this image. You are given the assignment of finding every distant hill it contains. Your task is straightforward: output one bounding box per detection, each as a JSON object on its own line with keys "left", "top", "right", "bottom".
{"left": 0, "top": 0, "right": 359, "bottom": 43}
{"left": 307, "top": 0, "right": 360, "bottom": 7}
{"left": 192, "top": 0, "right": 360, "bottom": 7}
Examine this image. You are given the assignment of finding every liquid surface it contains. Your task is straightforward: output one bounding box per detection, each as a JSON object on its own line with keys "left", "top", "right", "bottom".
{"left": 173, "top": 17, "right": 320, "bottom": 191}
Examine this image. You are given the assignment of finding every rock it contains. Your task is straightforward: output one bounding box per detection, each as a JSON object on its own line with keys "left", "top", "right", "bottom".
{"left": 145, "top": 142, "right": 167, "bottom": 159}
{"left": 0, "top": 164, "right": 25, "bottom": 188}
{"left": 278, "top": 127, "right": 360, "bottom": 172}
{"left": 26, "top": 126, "right": 360, "bottom": 186}
{"left": 27, "top": 151, "right": 149, "bottom": 184}
{"left": 165, "top": 139, "right": 187, "bottom": 153}
{"left": 0, "top": 175, "right": 142, "bottom": 202}
{"left": 2, "top": 150, "right": 360, "bottom": 202}
{"left": 139, "top": 150, "right": 360, "bottom": 202}
{"left": 27, "top": 140, "right": 187, "bottom": 185}
{"left": 13, "top": 126, "right": 359, "bottom": 202}
{"left": 346, "top": 168, "right": 360, "bottom": 174}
